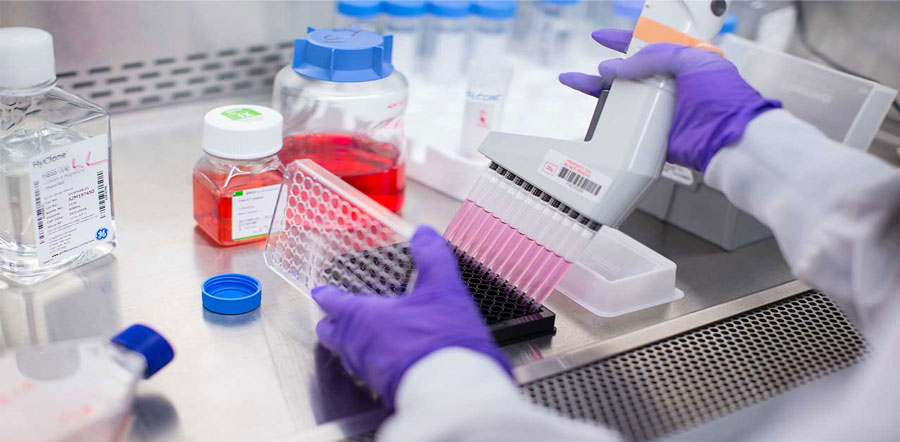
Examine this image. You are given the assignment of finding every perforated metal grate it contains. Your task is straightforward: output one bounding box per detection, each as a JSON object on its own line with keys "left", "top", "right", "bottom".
{"left": 55, "top": 41, "right": 294, "bottom": 112}
{"left": 521, "top": 291, "right": 869, "bottom": 441}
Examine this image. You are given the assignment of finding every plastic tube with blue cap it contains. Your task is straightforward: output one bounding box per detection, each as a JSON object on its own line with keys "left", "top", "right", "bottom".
{"left": 424, "top": 1, "right": 471, "bottom": 82}
{"left": 383, "top": 0, "right": 428, "bottom": 73}
{"left": 535, "top": 0, "right": 583, "bottom": 66}
{"left": 470, "top": 0, "right": 517, "bottom": 62}
{"left": 335, "top": 0, "right": 382, "bottom": 32}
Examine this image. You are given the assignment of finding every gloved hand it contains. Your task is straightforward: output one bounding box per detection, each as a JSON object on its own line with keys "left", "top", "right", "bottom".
{"left": 559, "top": 29, "right": 782, "bottom": 172}
{"left": 312, "top": 225, "right": 511, "bottom": 409}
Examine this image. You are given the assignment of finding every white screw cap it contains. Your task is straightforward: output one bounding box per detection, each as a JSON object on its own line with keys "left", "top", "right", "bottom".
{"left": 202, "top": 105, "right": 284, "bottom": 160}
{"left": 0, "top": 27, "right": 56, "bottom": 91}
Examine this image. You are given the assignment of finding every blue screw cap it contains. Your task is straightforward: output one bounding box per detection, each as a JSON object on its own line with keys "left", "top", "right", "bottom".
{"left": 470, "top": 1, "right": 516, "bottom": 19}
{"left": 428, "top": 1, "right": 470, "bottom": 17}
{"left": 293, "top": 27, "right": 394, "bottom": 82}
{"left": 337, "top": 0, "right": 381, "bottom": 18}
{"left": 111, "top": 324, "right": 175, "bottom": 379}
{"left": 382, "top": 0, "right": 427, "bottom": 17}
{"left": 202, "top": 273, "right": 262, "bottom": 315}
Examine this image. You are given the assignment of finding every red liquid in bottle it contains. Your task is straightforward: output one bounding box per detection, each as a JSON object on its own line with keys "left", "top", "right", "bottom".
{"left": 193, "top": 167, "right": 283, "bottom": 246}
{"left": 280, "top": 133, "right": 405, "bottom": 213}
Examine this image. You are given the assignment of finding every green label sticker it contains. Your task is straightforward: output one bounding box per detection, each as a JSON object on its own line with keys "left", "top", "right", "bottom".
{"left": 233, "top": 190, "right": 244, "bottom": 197}
{"left": 221, "top": 108, "right": 262, "bottom": 121}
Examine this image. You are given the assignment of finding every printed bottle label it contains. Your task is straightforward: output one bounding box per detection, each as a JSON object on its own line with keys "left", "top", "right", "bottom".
{"left": 28, "top": 135, "right": 113, "bottom": 266}
{"left": 231, "top": 184, "right": 283, "bottom": 241}
{"left": 537, "top": 150, "right": 611, "bottom": 202}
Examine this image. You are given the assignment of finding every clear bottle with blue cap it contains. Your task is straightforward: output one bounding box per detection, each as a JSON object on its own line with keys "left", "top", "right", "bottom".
{"left": 382, "top": 0, "right": 428, "bottom": 73}
{"left": 335, "top": 0, "right": 382, "bottom": 33}
{"left": 0, "top": 324, "right": 174, "bottom": 441}
{"left": 470, "top": 0, "right": 517, "bottom": 63}
{"left": 423, "top": 0, "right": 471, "bottom": 82}
{"left": 273, "top": 27, "right": 408, "bottom": 213}
{"left": 535, "top": 0, "right": 583, "bottom": 66}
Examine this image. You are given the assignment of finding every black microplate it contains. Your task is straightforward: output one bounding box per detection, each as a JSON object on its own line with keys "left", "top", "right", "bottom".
{"left": 324, "top": 244, "right": 556, "bottom": 346}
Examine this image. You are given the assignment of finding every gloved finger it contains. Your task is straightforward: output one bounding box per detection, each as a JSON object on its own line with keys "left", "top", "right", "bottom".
{"left": 559, "top": 72, "right": 607, "bottom": 97}
{"left": 591, "top": 29, "right": 632, "bottom": 53}
{"left": 311, "top": 285, "right": 358, "bottom": 316}
{"left": 408, "top": 225, "right": 461, "bottom": 289}
{"left": 315, "top": 316, "right": 340, "bottom": 350}
{"left": 597, "top": 43, "right": 684, "bottom": 80}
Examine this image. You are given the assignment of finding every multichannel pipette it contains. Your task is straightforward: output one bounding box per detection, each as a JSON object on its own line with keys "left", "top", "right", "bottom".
{"left": 446, "top": 0, "right": 729, "bottom": 303}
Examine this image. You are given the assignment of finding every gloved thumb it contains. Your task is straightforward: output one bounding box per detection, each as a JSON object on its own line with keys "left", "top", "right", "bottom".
{"left": 311, "top": 285, "right": 358, "bottom": 316}
{"left": 408, "top": 225, "right": 461, "bottom": 290}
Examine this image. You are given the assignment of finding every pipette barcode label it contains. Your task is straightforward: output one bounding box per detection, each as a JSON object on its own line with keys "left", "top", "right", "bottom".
{"left": 558, "top": 167, "right": 602, "bottom": 195}
{"left": 538, "top": 150, "right": 610, "bottom": 202}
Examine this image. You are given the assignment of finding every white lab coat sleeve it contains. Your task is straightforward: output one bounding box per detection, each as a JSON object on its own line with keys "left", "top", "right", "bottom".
{"left": 705, "top": 108, "right": 900, "bottom": 337}
{"left": 377, "top": 347, "right": 621, "bottom": 442}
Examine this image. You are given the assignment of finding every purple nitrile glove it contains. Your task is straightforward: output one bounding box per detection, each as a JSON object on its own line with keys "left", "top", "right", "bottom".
{"left": 559, "top": 29, "right": 782, "bottom": 172}
{"left": 311, "top": 225, "right": 511, "bottom": 409}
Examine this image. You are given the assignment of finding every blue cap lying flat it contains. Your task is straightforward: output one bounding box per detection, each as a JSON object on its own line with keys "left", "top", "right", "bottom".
{"left": 202, "top": 273, "right": 262, "bottom": 315}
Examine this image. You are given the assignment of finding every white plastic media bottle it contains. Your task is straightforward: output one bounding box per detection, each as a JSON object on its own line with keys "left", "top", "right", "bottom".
{"left": 0, "top": 324, "right": 175, "bottom": 442}
{"left": 0, "top": 28, "right": 116, "bottom": 285}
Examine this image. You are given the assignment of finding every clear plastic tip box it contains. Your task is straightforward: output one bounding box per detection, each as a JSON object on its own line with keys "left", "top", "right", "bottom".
{"left": 265, "top": 160, "right": 556, "bottom": 345}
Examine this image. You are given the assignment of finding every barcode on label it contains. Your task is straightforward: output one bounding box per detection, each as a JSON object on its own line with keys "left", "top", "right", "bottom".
{"left": 97, "top": 170, "right": 107, "bottom": 218}
{"left": 33, "top": 180, "right": 45, "bottom": 244}
{"left": 558, "top": 167, "right": 602, "bottom": 195}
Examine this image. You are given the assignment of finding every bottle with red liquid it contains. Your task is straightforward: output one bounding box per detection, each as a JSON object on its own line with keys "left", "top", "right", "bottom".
{"left": 193, "top": 105, "right": 285, "bottom": 246}
{"left": 273, "top": 27, "right": 408, "bottom": 213}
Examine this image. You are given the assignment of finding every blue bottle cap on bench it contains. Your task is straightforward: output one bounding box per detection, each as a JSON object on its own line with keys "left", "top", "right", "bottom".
{"left": 202, "top": 273, "right": 262, "bottom": 315}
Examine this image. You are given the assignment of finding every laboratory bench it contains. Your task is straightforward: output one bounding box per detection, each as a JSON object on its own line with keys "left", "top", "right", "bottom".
{"left": 0, "top": 95, "right": 864, "bottom": 442}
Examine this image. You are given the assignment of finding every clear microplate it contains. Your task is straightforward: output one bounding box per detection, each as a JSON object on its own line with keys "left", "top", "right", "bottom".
{"left": 557, "top": 227, "right": 683, "bottom": 317}
{"left": 264, "top": 159, "right": 416, "bottom": 296}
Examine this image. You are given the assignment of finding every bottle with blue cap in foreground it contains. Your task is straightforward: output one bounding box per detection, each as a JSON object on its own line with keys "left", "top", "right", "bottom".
{"left": 0, "top": 324, "right": 174, "bottom": 442}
